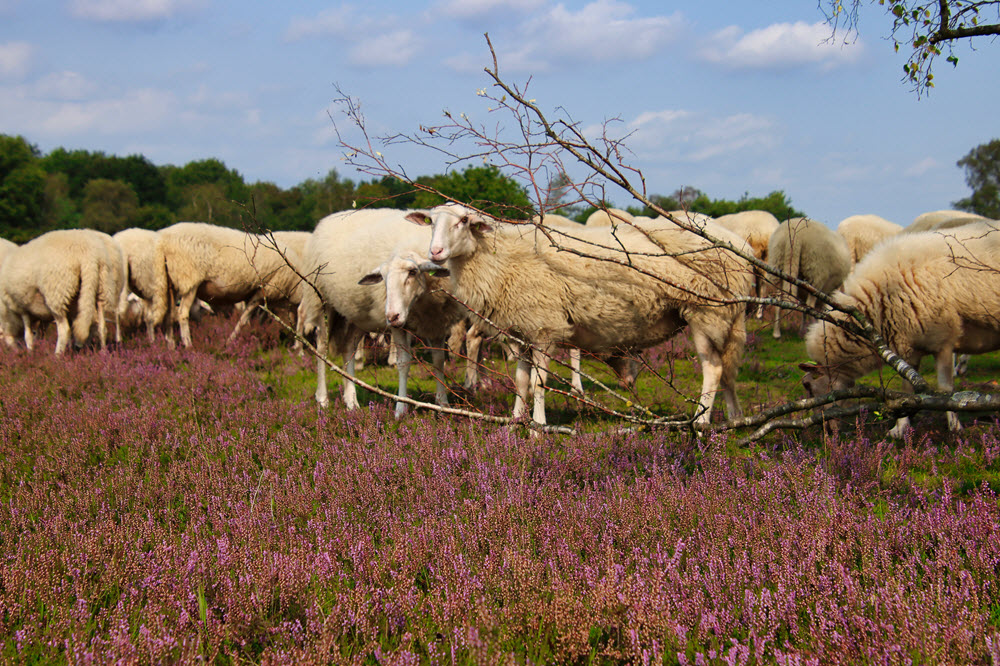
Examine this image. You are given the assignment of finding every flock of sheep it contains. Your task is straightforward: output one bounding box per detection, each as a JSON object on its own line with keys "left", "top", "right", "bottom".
{"left": 0, "top": 203, "right": 995, "bottom": 437}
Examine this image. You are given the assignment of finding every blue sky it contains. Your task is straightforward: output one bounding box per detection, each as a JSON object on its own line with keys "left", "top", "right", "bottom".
{"left": 1, "top": 0, "right": 996, "bottom": 226}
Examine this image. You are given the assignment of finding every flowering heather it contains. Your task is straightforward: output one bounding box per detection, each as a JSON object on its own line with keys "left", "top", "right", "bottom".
{"left": 1, "top": 315, "right": 999, "bottom": 664}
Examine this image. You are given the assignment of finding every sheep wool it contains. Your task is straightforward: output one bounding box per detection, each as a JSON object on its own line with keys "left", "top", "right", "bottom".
{"left": 803, "top": 221, "right": 1000, "bottom": 436}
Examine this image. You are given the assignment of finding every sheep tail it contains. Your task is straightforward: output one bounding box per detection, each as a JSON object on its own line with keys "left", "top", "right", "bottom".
{"left": 72, "top": 258, "right": 99, "bottom": 345}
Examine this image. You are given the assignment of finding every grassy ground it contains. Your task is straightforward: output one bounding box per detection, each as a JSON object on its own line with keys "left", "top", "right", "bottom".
{"left": 1, "top": 312, "right": 999, "bottom": 664}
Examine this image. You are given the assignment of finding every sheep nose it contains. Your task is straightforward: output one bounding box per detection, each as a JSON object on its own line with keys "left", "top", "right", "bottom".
{"left": 387, "top": 312, "right": 404, "bottom": 327}
{"left": 429, "top": 247, "right": 447, "bottom": 261}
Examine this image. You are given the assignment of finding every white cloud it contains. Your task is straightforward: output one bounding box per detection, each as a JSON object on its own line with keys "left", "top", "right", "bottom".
{"left": 0, "top": 41, "right": 33, "bottom": 80}
{"left": 69, "top": 0, "right": 204, "bottom": 22}
{"left": 454, "top": 0, "right": 682, "bottom": 72}
{"left": 31, "top": 71, "right": 97, "bottom": 100}
{"left": 350, "top": 30, "right": 423, "bottom": 67}
{"left": 284, "top": 6, "right": 361, "bottom": 41}
{"left": 904, "top": 156, "right": 938, "bottom": 178}
{"left": 436, "top": 0, "right": 544, "bottom": 20}
{"left": 700, "top": 21, "right": 862, "bottom": 70}
{"left": 610, "top": 108, "right": 778, "bottom": 163}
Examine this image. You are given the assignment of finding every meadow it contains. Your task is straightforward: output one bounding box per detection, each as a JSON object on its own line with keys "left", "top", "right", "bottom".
{"left": 1, "top": 313, "right": 999, "bottom": 664}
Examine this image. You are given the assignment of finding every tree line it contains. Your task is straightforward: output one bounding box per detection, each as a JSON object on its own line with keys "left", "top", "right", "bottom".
{"left": 0, "top": 132, "right": 845, "bottom": 243}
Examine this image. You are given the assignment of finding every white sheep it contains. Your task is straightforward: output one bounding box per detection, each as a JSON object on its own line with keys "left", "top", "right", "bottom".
{"left": 714, "top": 210, "right": 781, "bottom": 317}
{"left": 766, "top": 217, "right": 851, "bottom": 339}
{"left": 0, "top": 229, "right": 122, "bottom": 354}
{"left": 113, "top": 227, "right": 172, "bottom": 344}
{"left": 412, "top": 204, "right": 753, "bottom": 427}
{"left": 836, "top": 214, "right": 903, "bottom": 264}
{"left": 907, "top": 209, "right": 985, "bottom": 233}
{"left": 800, "top": 221, "right": 1000, "bottom": 437}
{"left": 303, "top": 208, "right": 469, "bottom": 415}
{"left": 158, "top": 222, "right": 305, "bottom": 347}
{"left": 584, "top": 208, "right": 634, "bottom": 227}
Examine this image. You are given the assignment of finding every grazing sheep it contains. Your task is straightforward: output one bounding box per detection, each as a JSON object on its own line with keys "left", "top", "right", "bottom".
{"left": 158, "top": 222, "right": 305, "bottom": 348}
{"left": 800, "top": 221, "right": 1000, "bottom": 437}
{"left": 0, "top": 229, "right": 121, "bottom": 354}
{"left": 412, "top": 204, "right": 753, "bottom": 427}
{"left": 906, "top": 209, "right": 985, "bottom": 233}
{"left": 766, "top": 217, "right": 851, "bottom": 339}
{"left": 113, "top": 228, "right": 172, "bottom": 344}
{"left": 714, "top": 210, "right": 781, "bottom": 317}
{"left": 303, "top": 208, "right": 468, "bottom": 415}
{"left": 584, "top": 208, "right": 634, "bottom": 227}
{"left": 836, "top": 214, "right": 903, "bottom": 264}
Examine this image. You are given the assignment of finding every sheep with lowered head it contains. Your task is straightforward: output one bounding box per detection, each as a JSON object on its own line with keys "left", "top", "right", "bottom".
{"left": 158, "top": 222, "right": 305, "bottom": 348}
{"left": 303, "top": 208, "right": 470, "bottom": 415}
{"left": 836, "top": 214, "right": 903, "bottom": 264}
{"left": 411, "top": 204, "right": 753, "bottom": 428}
{"left": 766, "top": 217, "right": 851, "bottom": 339}
{"left": 0, "top": 229, "right": 122, "bottom": 354}
{"left": 801, "top": 221, "right": 1000, "bottom": 437}
{"left": 714, "top": 210, "right": 780, "bottom": 317}
{"left": 114, "top": 227, "right": 172, "bottom": 344}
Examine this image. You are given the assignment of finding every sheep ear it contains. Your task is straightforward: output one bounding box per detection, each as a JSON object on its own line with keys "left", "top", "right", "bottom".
{"left": 406, "top": 212, "right": 432, "bottom": 226}
{"left": 358, "top": 271, "right": 384, "bottom": 286}
{"left": 470, "top": 219, "right": 493, "bottom": 234}
{"left": 418, "top": 261, "right": 449, "bottom": 278}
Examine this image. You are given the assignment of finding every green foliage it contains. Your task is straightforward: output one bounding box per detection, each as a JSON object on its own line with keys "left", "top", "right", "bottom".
{"left": 954, "top": 138, "right": 1000, "bottom": 219}
{"left": 628, "top": 188, "right": 805, "bottom": 222}
{"left": 80, "top": 178, "right": 139, "bottom": 234}
{"left": 41, "top": 148, "right": 166, "bottom": 206}
{"left": 0, "top": 135, "right": 46, "bottom": 237}
{"left": 412, "top": 165, "right": 532, "bottom": 219}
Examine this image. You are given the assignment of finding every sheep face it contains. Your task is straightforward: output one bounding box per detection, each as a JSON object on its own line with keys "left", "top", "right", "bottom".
{"left": 799, "top": 362, "right": 854, "bottom": 398}
{"left": 359, "top": 253, "right": 449, "bottom": 328}
{"left": 408, "top": 204, "right": 492, "bottom": 263}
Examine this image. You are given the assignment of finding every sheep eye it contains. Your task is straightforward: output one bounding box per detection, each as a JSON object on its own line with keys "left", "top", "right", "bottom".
{"left": 458, "top": 216, "right": 469, "bottom": 226}
{"left": 408, "top": 269, "right": 418, "bottom": 278}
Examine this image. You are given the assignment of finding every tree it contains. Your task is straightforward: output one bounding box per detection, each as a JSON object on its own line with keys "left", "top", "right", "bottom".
{"left": 821, "top": 0, "right": 1000, "bottom": 92}
{"left": 412, "top": 165, "right": 532, "bottom": 218}
{"left": 954, "top": 138, "right": 1000, "bottom": 219}
{"left": 0, "top": 135, "right": 46, "bottom": 238}
{"left": 80, "top": 178, "right": 139, "bottom": 235}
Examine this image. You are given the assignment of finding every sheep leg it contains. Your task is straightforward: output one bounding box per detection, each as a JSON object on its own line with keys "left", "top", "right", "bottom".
{"left": 21, "top": 315, "right": 33, "bottom": 351}
{"left": 391, "top": 328, "right": 413, "bottom": 418}
{"left": 691, "top": 329, "right": 725, "bottom": 425}
{"left": 569, "top": 347, "right": 584, "bottom": 395}
{"left": 771, "top": 303, "right": 782, "bottom": 339}
{"left": 513, "top": 349, "right": 531, "bottom": 420}
{"left": 432, "top": 345, "right": 450, "bottom": 408}
{"left": 937, "top": 348, "right": 961, "bottom": 432}
{"left": 228, "top": 292, "right": 263, "bottom": 343}
{"left": 53, "top": 315, "right": 71, "bottom": 355}
{"left": 341, "top": 325, "right": 366, "bottom": 411}
{"left": 530, "top": 344, "right": 552, "bottom": 427}
{"left": 176, "top": 290, "right": 197, "bottom": 348}
{"left": 314, "top": 306, "right": 332, "bottom": 408}
{"left": 95, "top": 299, "right": 107, "bottom": 350}
{"left": 888, "top": 354, "right": 922, "bottom": 438}
{"left": 463, "top": 324, "right": 484, "bottom": 390}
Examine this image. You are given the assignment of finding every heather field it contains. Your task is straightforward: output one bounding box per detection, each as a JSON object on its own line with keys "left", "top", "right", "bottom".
{"left": 2, "top": 315, "right": 1000, "bottom": 665}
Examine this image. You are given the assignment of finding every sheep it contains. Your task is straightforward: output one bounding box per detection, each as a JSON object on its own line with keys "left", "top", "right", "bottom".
{"left": 303, "top": 208, "right": 470, "bottom": 416}
{"left": 158, "top": 222, "right": 305, "bottom": 348}
{"left": 411, "top": 204, "right": 753, "bottom": 427}
{"left": 836, "top": 214, "right": 903, "bottom": 264}
{"left": 0, "top": 229, "right": 122, "bottom": 354}
{"left": 906, "top": 209, "right": 985, "bottom": 233}
{"left": 765, "top": 217, "right": 851, "bottom": 339}
{"left": 113, "top": 228, "right": 172, "bottom": 345}
{"left": 714, "top": 210, "right": 781, "bottom": 317}
{"left": 584, "top": 208, "right": 634, "bottom": 227}
{"left": 800, "top": 221, "right": 1000, "bottom": 437}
